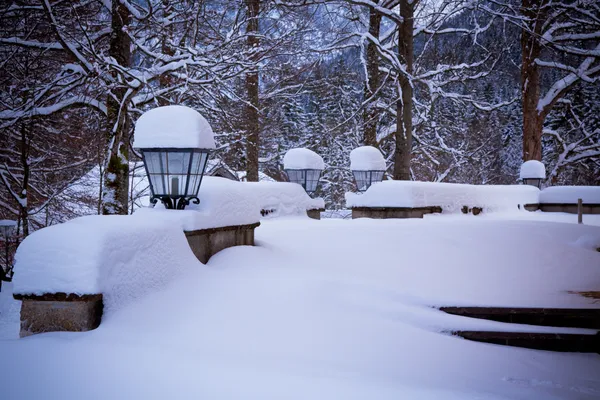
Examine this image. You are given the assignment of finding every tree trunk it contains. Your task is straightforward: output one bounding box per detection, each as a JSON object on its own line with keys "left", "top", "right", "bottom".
{"left": 158, "top": 0, "right": 174, "bottom": 107}
{"left": 393, "top": 0, "right": 414, "bottom": 180}
{"left": 102, "top": 0, "right": 131, "bottom": 215}
{"left": 363, "top": 5, "right": 381, "bottom": 147}
{"left": 520, "top": 0, "right": 545, "bottom": 161}
{"left": 245, "top": 0, "right": 260, "bottom": 182}
{"left": 19, "top": 123, "right": 29, "bottom": 237}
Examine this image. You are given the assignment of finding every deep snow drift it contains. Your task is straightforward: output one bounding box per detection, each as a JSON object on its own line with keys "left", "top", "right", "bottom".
{"left": 1, "top": 213, "right": 599, "bottom": 399}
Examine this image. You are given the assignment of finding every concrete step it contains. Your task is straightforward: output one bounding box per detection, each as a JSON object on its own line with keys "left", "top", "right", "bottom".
{"left": 439, "top": 307, "right": 600, "bottom": 329}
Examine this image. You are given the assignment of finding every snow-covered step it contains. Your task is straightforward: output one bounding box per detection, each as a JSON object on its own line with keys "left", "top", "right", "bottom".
{"left": 453, "top": 331, "right": 599, "bottom": 353}
{"left": 439, "top": 307, "right": 600, "bottom": 329}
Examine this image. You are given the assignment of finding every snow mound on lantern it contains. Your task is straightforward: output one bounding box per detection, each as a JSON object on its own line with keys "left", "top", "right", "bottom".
{"left": 345, "top": 181, "right": 539, "bottom": 213}
{"left": 12, "top": 215, "right": 199, "bottom": 313}
{"left": 133, "top": 177, "right": 261, "bottom": 230}
{"left": 244, "top": 181, "right": 325, "bottom": 217}
{"left": 519, "top": 160, "right": 546, "bottom": 179}
{"left": 350, "top": 146, "right": 386, "bottom": 171}
{"left": 540, "top": 186, "right": 600, "bottom": 204}
{"left": 133, "top": 105, "right": 216, "bottom": 149}
{"left": 283, "top": 148, "right": 324, "bottom": 170}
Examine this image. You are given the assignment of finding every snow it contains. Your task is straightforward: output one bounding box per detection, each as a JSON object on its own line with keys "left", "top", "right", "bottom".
{"left": 519, "top": 160, "right": 546, "bottom": 179}
{"left": 11, "top": 177, "right": 261, "bottom": 309}
{"left": 283, "top": 148, "right": 324, "bottom": 170}
{"left": 0, "top": 220, "right": 17, "bottom": 227}
{"left": 540, "top": 186, "right": 600, "bottom": 204}
{"left": 133, "top": 177, "right": 261, "bottom": 230}
{"left": 345, "top": 181, "right": 540, "bottom": 213}
{"left": 11, "top": 215, "right": 198, "bottom": 313}
{"left": 133, "top": 105, "right": 216, "bottom": 149}
{"left": 1, "top": 214, "right": 600, "bottom": 399}
{"left": 243, "top": 181, "right": 325, "bottom": 216}
{"left": 350, "top": 146, "right": 386, "bottom": 171}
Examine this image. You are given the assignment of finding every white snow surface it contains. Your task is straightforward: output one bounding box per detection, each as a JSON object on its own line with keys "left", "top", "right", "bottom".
{"left": 345, "top": 181, "right": 540, "bottom": 213}
{"left": 136, "top": 177, "right": 261, "bottom": 230}
{"left": 244, "top": 181, "right": 324, "bottom": 216}
{"left": 350, "top": 146, "right": 386, "bottom": 171}
{"left": 283, "top": 148, "right": 324, "bottom": 170}
{"left": 519, "top": 160, "right": 546, "bottom": 179}
{"left": 540, "top": 186, "right": 600, "bottom": 204}
{"left": 0, "top": 220, "right": 17, "bottom": 227}
{"left": 1, "top": 214, "right": 600, "bottom": 399}
{"left": 133, "top": 105, "right": 216, "bottom": 149}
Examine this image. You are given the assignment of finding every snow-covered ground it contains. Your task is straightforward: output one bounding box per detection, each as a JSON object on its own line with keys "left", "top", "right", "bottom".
{"left": 0, "top": 211, "right": 599, "bottom": 399}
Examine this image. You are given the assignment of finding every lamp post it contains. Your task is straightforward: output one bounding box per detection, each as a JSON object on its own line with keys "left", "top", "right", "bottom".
{"left": 133, "top": 105, "right": 216, "bottom": 210}
{"left": 519, "top": 160, "right": 545, "bottom": 189}
{"left": 283, "top": 148, "right": 324, "bottom": 195}
{"left": 350, "top": 146, "right": 386, "bottom": 192}
{"left": 0, "top": 220, "right": 16, "bottom": 292}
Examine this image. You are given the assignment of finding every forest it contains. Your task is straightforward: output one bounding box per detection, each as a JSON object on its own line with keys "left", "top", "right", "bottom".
{"left": 1, "top": 0, "right": 599, "bottom": 237}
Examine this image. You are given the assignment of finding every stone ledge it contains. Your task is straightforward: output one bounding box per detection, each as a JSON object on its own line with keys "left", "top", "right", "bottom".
{"left": 16, "top": 293, "right": 103, "bottom": 338}
{"left": 351, "top": 206, "right": 442, "bottom": 219}
{"left": 307, "top": 208, "right": 324, "bottom": 220}
{"left": 524, "top": 203, "right": 600, "bottom": 214}
{"left": 185, "top": 222, "right": 260, "bottom": 264}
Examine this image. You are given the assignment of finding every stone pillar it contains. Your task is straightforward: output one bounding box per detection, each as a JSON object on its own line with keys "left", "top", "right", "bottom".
{"left": 307, "top": 209, "right": 324, "bottom": 220}
{"left": 14, "top": 293, "right": 103, "bottom": 338}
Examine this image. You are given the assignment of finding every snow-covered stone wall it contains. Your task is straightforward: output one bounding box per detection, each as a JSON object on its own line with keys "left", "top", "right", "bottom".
{"left": 345, "top": 181, "right": 540, "bottom": 213}
{"left": 540, "top": 186, "right": 600, "bottom": 204}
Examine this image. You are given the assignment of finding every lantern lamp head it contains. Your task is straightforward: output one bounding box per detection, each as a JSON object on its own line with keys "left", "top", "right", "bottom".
{"left": 0, "top": 220, "right": 16, "bottom": 237}
{"left": 133, "top": 106, "right": 216, "bottom": 209}
{"left": 282, "top": 148, "right": 324, "bottom": 195}
{"left": 350, "top": 146, "right": 386, "bottom": 192}
{"left": 519, "top": 160, "right": 545, "bottom": 189}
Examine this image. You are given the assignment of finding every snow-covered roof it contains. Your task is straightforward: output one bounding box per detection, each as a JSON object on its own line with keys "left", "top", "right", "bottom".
{"left": 519, "top": 160, "right": 545, "bottom": 179}
{"left": 283, "top": 148, "right": 324, "bottom": 170}
{"left": 540, "top": 186, "right": 600, "bottom": 204}
{"left": 0, "top": 220, "right": 17, "bottom": 227}
{"left": 350, "top": 146, "right": 386, "bottom": 171}
{"left": 133, "top": 105, "right": 216, "bottom": 149}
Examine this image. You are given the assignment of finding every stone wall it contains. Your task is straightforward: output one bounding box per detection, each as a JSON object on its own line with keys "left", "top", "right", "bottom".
{"left": 307, "top": 209, "right": 324, "bottom": 220}
{"left": 524, "top": 203, "right": 600, "bottom": 214}
{"left": 13, "top": 293, "right": 103, "bottom": 338}
{"left": 351, "top": 206, "right": 442, "bottom": 219}
{"left": 185, "top": 222, "right": 260, "bottom": 264}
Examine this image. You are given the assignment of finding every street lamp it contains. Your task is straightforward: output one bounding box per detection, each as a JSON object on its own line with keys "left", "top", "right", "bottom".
{"left": 283, "top": 148, "right": 324, "bottom": 194}
{"left": 350, "top": 146, "right": 386, "bottom": 192}
{"left": 133, "top": 105, "right": 216, "bottom": 209}
{"left": 0, "top": 219, "right": 17, "bottom": 291}
{"left": 519, "top": 160, "right": 545, "bottom": 189}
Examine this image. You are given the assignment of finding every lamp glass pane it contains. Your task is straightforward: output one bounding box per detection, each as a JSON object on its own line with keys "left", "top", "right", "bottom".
{"left": 143, "top": 149, "right": 209, "bottom": 198}
{"left": 285, "top": 169, "right": 321, "bottom": 193}
{"left": 353, "top": 170, "right": 384, "bottom": 192}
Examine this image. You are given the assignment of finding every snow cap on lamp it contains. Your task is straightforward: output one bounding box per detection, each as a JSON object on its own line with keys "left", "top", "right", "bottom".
{"left": 519, "top": 160, "right": 545, "bottom": 189}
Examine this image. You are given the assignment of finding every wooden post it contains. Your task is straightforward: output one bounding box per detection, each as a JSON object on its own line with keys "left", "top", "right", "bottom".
{"left": 578, "top": 198, "right": 583, "bottom": 224}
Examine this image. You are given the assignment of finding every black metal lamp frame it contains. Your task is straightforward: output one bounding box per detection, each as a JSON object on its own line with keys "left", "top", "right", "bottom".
{"left": 140, "top": 148, "right": 211, "bottom": 210}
